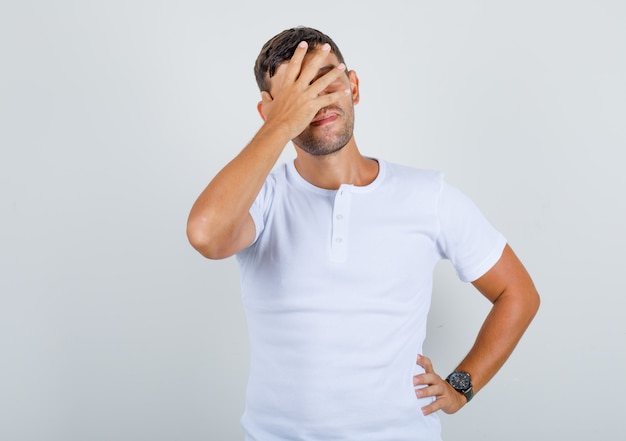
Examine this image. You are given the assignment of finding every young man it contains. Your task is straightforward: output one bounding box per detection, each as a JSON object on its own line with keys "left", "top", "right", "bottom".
{"left": 187, "top": 27, "right": 539, "bottom": 441}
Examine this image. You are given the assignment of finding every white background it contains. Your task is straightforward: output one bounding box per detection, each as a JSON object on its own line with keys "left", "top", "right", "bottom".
{"left": 1, "top": 1, "right": 625, "bottom": 440}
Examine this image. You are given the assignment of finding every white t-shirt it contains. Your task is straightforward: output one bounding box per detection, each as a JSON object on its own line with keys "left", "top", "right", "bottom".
{"left": 236, "top": 159, "right": 506, "bottom": 441}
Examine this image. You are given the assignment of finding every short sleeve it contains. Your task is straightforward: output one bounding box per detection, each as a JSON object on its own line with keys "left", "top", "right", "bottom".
{"left": 247, "top": 172, "right": 278, "bottom": 246}
{"left": 436, "top": 180, "right": 506, "bottom": 282}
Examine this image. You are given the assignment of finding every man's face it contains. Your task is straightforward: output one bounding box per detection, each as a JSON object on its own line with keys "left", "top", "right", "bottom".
{"left": 269, "top": 49, "right": 359, "bottom": 156}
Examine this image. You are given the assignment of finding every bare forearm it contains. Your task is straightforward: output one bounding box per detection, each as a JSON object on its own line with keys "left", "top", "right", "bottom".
{"left": 414, "top": 286, "right": 538, "bottom": 417}
{"left": 187, "top": 43, "right": 350, "bottom": 259}
{"left": 445, "top": 244, "right": 541, "bottom": 398}
{"left": 186, "top": 123, "right": 291, "bottom": 257}
{"left": 456, "top": 286, "right": 539, "bottom": 393}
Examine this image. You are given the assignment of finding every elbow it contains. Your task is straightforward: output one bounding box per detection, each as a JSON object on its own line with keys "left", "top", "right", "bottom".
{"left": 186, "top": 219, "right": 232, "bottom": 260}
{"left": 518, "top": 284, "right": 541, "bottom": 326}
{"left": 529, "top": 287, "right": 541, "bottom": 319}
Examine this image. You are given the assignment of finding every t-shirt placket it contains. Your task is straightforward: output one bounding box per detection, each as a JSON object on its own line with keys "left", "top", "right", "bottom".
{"left": 330, "top": 185, "right": 352, "bottom": 263}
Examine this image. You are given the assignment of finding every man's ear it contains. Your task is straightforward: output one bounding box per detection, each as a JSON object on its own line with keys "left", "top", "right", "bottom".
{"left": 257, "top": 91, "right": 272, "bottom": 121}
{"left": 348, "top": 70, "right": 360, "bottom": 105}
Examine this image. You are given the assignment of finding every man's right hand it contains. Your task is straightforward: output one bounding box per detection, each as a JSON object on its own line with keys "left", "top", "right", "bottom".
{"left": 188, "top": 41, "right": 351, "bottom": 260}
{"left": 257, "top": 41, "right": 350, "bottom": 140}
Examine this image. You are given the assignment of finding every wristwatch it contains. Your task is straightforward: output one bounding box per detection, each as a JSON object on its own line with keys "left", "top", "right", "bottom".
{"left": 445, "top": 371, "right": 474, "bottom": 403}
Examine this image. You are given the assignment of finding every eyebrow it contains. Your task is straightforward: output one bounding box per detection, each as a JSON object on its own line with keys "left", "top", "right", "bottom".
{"left": 317, "top": 65, "right": 336, "bottom": 75}
{"left": 311, "top": 65, "right": 337, "bottom": 82}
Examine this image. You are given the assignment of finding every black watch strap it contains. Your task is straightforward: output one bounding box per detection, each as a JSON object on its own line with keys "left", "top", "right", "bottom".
{"left": 460, "top": 385, "right": 474, "bottom": 403}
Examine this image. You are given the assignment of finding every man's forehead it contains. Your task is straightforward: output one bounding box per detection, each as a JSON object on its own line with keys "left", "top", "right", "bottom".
{"left": 268, "top": 50, "right": 340, "bottom": 89}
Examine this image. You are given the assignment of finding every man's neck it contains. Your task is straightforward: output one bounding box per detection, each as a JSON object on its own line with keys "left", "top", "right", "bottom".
{"left": 292, "top": 139, "right": 379, "bottom": 190}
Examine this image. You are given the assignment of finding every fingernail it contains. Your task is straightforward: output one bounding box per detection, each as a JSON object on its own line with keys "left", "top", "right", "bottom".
{"left": 298, "top": 41, "right": 307, "bottom": 48}
{"left": 322, "top": 43, "right": 331, "bottom": 51}
{"left": 337, "top": 63, "right": 346, "bottom": 70}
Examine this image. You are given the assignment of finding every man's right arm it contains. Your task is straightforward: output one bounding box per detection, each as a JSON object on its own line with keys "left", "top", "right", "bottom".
{"left": 186, "top": 122, "right": 292, "bottom": 259}
{"left": 186, "top": 42, "right": 349, "bottom": 259}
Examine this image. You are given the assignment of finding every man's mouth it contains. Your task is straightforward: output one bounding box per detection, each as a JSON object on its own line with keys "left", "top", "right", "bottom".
{"left": 311, "top": 108, "right": 341, "bottom": 126}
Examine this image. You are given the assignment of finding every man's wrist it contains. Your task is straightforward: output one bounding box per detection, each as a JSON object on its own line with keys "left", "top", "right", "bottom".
{"left": 445, "top": 371, "right": 474, "bottom": 403}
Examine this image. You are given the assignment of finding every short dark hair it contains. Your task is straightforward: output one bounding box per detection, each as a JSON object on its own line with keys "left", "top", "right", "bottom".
{"left": 254, "top": 26, "right": 346, "bottom": 92}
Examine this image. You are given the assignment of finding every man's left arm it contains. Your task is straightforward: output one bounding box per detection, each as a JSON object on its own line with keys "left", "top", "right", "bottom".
{"left": 415, "top": 244, "right": 540, "bottom": 415}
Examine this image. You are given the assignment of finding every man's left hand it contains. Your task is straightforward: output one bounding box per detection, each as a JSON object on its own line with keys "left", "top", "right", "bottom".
{"left": 413, "top": 354, "right": 467, "bottom": 416}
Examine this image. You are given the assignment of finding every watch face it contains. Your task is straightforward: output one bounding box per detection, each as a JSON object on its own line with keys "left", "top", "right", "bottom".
{"left": 448, "top": 372, "right": 471, "bottom": 390}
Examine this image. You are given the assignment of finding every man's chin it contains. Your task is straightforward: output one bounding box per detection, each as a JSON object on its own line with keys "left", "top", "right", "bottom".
{"left": 294, "top": 141, "right": 347, "bottom": 157}
{"left": 293, "top": 125, "right": 353, "bottom": 156}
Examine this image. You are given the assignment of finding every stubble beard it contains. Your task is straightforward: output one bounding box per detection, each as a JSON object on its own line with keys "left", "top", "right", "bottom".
{"left": 292, "top": 106, "right": 355, "bottom": 156}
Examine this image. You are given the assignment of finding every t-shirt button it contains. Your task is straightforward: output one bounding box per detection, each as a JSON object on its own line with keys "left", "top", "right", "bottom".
{"left": 335, "top": 237, "right": 343, "bottom": 243}
{"left": 336, "top": 214, "right": 344, "bottom": 220}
